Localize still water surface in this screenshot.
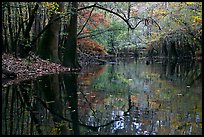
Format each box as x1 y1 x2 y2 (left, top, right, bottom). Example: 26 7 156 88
2 58 202 135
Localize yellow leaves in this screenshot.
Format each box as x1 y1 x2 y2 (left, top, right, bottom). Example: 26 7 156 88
186 2 194 5
153 9 167 18
160 11 167 16
192 16 202 23
196 11 202 18
199 29 202 33
41 2 59 15
47 2 59 11
50 127 60 135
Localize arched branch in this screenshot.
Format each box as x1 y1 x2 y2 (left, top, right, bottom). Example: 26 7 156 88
78 4 131 28
31 3 162 46
35 96 116 131
77 3 96 36
78 4 161 30
151 18 162 30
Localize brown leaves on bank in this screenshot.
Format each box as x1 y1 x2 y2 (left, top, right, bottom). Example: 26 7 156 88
2 53 71 86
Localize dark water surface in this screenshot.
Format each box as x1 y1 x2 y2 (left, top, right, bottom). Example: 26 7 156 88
2 58 202 135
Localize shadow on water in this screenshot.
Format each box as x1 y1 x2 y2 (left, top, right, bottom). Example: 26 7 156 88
2 58 202 135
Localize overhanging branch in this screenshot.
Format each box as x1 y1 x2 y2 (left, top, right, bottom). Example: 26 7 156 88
77 4 96 36
78 4 161 30
31 3 162 46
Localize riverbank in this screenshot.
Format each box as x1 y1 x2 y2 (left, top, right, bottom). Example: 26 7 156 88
2 52 201 87
2 53 71 86
2 52 110 86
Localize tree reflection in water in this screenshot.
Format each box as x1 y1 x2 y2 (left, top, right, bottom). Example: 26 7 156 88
2 59 202 135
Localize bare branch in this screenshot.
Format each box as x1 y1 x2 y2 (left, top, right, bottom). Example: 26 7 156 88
78 28 125 39
78 4 161 31
77 4 96 36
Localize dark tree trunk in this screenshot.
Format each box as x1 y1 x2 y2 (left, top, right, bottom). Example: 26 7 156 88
38 74 68 135
63 2 81 69
63 73 80 135
161 40 168 57
18 3 39 58
167 58 177 76
15 2 25 49
33 7 42 52
2 5 8 53
24 3 39 39
7 2 14 53
168 41 178 58
37 2 63 63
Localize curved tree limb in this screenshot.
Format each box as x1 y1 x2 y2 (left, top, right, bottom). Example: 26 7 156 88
150 17 162 30
77 3 96 36
34 96 116 131
78 4 131 28
31 3 162 46
78 28 125 39
79 4 161 30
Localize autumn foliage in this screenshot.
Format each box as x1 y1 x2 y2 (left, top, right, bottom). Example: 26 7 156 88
77 65 107 115
77 38 108 56
78 10 110 33
78 64 107 85
77 91 106 115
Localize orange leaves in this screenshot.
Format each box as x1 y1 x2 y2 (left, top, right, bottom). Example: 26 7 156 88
78 65 107 86
77 38 108 56
130 11 138 16
83 29 91 33
79 10 109 25
78 10 110 32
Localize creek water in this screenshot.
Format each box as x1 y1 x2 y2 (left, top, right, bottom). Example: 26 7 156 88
2 57 202 135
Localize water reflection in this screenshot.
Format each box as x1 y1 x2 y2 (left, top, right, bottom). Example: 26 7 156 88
2 58 202 135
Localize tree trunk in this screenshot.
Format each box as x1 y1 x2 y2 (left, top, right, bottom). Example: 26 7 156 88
18 3 39 58
63 2 81 69
7 2 14 53
38 74 68 134
33 6 42 52
63 73 80 134
161 39 168 57
37 2 63 63
168 41 178 59
2 4 8 53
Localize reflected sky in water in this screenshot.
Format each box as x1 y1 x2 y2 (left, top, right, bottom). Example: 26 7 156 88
2 58 202 135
